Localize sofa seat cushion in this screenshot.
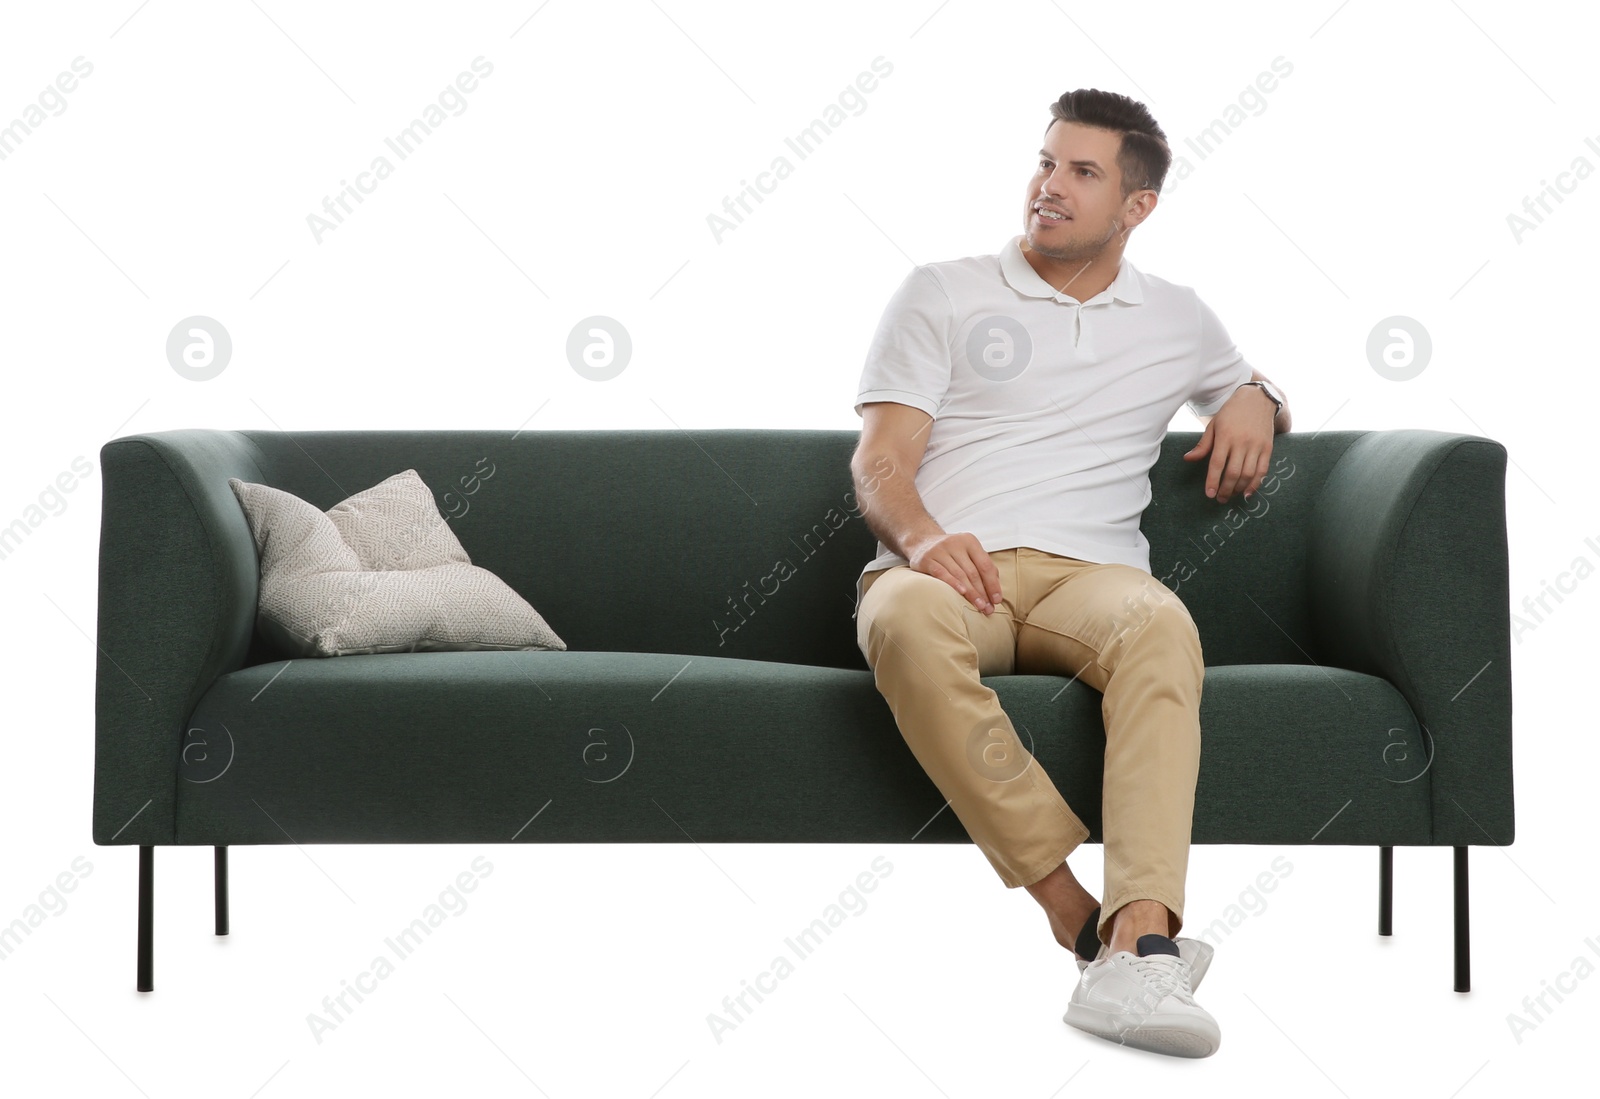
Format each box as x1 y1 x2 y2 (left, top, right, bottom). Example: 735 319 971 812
174 654 1430 847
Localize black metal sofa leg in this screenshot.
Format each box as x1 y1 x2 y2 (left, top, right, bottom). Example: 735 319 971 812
1378 846 1393 937
1378 845 1471 993
136 846 230 990
1455 846 1471 993
215 846 229 937
137 846 153 992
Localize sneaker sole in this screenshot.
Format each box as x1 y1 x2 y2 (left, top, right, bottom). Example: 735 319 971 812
1063 1002 1221 1058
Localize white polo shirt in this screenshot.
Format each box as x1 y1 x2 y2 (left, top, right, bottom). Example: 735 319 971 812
853 234 1253 601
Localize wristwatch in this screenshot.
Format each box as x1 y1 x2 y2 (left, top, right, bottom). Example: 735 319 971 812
1237 378 1284 418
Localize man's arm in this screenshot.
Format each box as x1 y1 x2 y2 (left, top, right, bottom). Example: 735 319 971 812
852 401 1003 615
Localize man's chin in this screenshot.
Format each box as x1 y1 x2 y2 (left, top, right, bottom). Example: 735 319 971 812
1025 233 1073 259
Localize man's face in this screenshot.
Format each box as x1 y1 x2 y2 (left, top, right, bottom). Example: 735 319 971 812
1023 120 1150 264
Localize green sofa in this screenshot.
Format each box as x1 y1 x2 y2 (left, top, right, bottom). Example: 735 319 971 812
93 427 1514 992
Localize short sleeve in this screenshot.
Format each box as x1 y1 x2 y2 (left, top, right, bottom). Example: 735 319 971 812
854 265 953 419
1186 294 1253 418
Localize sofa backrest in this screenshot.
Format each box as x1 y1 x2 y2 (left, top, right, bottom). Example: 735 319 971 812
108 427 1367 672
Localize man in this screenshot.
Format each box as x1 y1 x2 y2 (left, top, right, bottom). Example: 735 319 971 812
849 88 1289 1058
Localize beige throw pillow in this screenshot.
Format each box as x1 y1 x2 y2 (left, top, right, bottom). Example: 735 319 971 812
227 469 566 657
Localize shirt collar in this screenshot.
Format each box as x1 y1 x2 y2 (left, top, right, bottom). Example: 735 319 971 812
1000 233 1144 306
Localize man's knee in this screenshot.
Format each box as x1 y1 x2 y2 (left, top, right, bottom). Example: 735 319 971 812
857 569 969 660
862 569 967 632
1104 582 1202 664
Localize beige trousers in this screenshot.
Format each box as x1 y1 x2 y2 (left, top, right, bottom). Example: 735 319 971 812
854 546 1204 947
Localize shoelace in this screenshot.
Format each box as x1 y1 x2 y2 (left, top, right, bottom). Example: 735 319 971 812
1127 954 1197 1006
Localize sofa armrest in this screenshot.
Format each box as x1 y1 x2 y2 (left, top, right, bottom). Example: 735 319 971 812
93 431 266 845
1306 429 1514 845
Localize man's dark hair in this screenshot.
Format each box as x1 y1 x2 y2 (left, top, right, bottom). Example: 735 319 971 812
1046 89 1171 199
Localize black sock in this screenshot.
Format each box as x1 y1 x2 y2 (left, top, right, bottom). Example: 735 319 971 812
1074 906 1102 960
1136 933 1179 958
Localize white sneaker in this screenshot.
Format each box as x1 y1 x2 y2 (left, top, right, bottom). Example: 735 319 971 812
1064 934 1221 1057
1076 935 1214 991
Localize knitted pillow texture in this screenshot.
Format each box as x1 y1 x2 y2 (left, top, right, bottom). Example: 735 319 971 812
227 469 566 657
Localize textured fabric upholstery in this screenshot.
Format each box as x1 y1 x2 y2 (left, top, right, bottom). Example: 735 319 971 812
91 428 1513 852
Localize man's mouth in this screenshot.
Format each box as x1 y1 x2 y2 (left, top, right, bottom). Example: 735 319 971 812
1034 203 1071 224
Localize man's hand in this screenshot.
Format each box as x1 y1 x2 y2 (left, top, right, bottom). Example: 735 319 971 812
1183 384 1278 502
907 531 1003 615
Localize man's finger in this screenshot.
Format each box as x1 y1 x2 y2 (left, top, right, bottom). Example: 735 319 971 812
1216 447 1236 499
1243 448 1268 497
976 551 1003 606
959 555 992 612
933 551 986 613
1207 443 1228 497
1219 445 1248 501
926 558 964 599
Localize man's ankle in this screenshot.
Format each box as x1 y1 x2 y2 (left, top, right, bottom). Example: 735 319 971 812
1048 899 1097 953
1063 896 1098 935
1105 900 1176 955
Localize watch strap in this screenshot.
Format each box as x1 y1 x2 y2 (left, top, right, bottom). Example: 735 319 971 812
1237 380 1282 415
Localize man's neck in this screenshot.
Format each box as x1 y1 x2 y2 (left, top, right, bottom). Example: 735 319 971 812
1022 242 1123 304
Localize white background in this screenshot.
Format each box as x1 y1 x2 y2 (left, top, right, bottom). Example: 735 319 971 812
2 0 1594 1094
